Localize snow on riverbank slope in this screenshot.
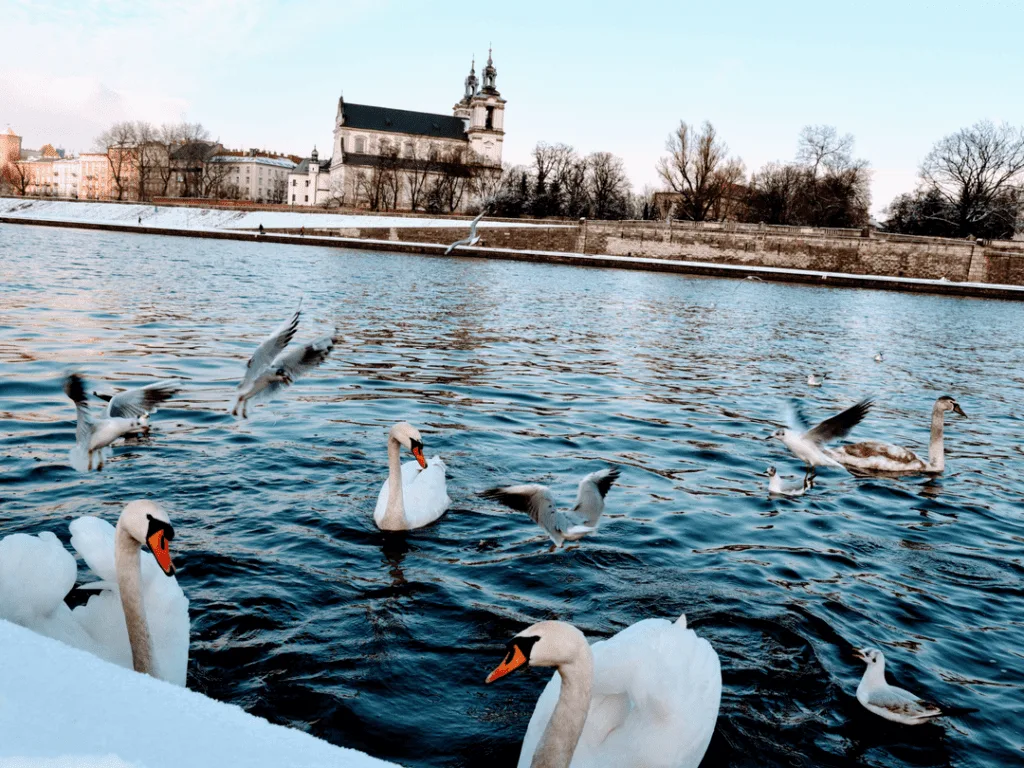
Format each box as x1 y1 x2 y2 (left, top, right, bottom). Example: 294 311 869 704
0 198 551 231
0 620 399 767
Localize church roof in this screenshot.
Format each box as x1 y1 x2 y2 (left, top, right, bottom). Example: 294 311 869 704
292 156 332 174
341 102 467 140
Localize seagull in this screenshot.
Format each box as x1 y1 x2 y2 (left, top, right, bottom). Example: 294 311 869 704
479 467 620 547
767 466 814 496
64 373 153 471
745 275 763 281
854 648 973 725
232 302 336 418
444 208 487 254
768 399 873 467
93 380 181 420
874 352 884 363
807 373 828 388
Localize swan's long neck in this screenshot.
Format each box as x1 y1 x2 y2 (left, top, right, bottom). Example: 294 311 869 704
533 644 594 768
927 404 946 472
380 435 407 530
114 520 154 677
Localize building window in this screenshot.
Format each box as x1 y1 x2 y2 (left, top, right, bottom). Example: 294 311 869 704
304 195 308 202
305 180 309 187
355 137 365 153
292 179 296 186
292 193 295 201
486 106 495 130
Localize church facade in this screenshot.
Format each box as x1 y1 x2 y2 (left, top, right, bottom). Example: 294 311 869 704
288 52 505 212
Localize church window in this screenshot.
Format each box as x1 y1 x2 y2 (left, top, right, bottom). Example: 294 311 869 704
305 180 309 187
355 137 365 153
404 141 414 157
292 179 296 186
304 195 308 202
486 107 494 130
292 193 295 202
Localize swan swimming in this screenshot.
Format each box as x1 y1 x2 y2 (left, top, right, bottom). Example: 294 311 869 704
480 467 620 547
232 301 335 418
854 648 968 725
486 615 721 768
444 208 487 254
0 500 189 685
374 422 451 531
65 373 160 471
825 396 966 475
768 399 873 468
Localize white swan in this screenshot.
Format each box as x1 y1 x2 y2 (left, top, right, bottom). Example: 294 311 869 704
480 467 620 547
768 398 872 468
374 422 451 531
65 373 150 471
825 396 967 475
232 301 335 418
486 615 721 768
0 500 189 685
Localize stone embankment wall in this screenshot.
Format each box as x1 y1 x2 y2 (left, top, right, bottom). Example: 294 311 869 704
277 220 1024 286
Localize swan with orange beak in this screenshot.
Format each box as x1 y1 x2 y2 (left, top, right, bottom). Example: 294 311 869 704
373 422 451 531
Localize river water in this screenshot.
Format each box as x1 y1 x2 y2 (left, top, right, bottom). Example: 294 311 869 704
1 224 1022 767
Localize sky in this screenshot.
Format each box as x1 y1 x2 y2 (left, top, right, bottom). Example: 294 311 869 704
3 0 1023 216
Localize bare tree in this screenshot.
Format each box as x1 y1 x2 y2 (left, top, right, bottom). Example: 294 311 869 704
404 144 433 211
96 122 137 200
657 120 739 221
427 147 471 213
531 142 575 216
797 125 855 177
561 155 590 218
587 151 631 219
356 140 400 211
920 120 1024 238
6 159 30 196
744 162 805 224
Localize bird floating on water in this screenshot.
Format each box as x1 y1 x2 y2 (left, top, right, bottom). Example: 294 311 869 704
232 300 336 418
766 466 814 496
768 399 873 468
854 648 972 725
374 422 451 531
807 373 828 388
486 615 721 768
480 467 620 547
874 352 884 363
64 373 174 471
826 396 966 475
444 208 487 254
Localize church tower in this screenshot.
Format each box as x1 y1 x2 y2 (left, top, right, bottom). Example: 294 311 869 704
453 57 478 129
462 48 505 166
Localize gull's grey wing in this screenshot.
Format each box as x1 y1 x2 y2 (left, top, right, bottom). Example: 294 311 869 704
468 210 486 238
445 236 472 255
865 686 943 720
240 303 302 390
804 399 872 445
104 381 181 418
255 335 336 401
787 399 812 432
64 374 94 447
572 467 620 526
480 484 559 533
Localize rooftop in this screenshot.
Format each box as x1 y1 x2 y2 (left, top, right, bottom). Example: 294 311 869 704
341 102 467 141
210 155 297 169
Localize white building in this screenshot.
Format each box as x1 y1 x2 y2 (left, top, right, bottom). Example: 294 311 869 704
289 51 505 211
209 150 297 203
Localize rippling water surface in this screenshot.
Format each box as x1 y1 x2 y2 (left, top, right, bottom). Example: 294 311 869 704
2 224 1022 767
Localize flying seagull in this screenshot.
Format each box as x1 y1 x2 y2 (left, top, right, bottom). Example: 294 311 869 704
480 467 620 547
444 209 487 255
93 380 181 419
768 399 873 467
854 648 975 725
232 301 336 418
64 373 155 471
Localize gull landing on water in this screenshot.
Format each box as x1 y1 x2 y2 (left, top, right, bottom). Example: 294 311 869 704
232 301 336 418
807 373 828 388
480 467 621 547
766 466 814 496
768 399 873 468
444 208 487 254
854 648 974 725
93 380 181 419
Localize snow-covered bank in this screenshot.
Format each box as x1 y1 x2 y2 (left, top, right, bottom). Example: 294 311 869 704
0 620 399 767
0 198 551 231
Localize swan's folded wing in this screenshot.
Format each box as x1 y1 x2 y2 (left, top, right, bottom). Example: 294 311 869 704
805 399 873 445
69 517 118 583
401 456 451 529
239 305 301 390
0 532 78 624
143 572 190 686
105 381 181 418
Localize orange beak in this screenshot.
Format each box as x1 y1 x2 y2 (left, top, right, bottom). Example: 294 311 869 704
147 529 176 577
486 644 529 684
411 445 427 469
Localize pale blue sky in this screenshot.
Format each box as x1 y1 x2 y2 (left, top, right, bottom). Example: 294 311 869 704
3 0 1022 214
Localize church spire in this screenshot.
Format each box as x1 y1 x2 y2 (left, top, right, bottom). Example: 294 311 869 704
463 55 478 101
482 46 498 93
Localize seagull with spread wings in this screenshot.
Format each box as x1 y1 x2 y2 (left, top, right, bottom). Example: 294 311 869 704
480 467 621 547
231 301 336 418
767 399 873 467
93 380 181 419
444 209 487 255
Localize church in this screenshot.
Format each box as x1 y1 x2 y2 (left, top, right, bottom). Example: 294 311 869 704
288 52 505 212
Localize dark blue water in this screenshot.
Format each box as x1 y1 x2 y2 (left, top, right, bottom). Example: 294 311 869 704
1 223 1022 767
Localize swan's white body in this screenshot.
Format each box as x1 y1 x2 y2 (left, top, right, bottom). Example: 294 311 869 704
490 616 721 768
854 648 944 725
826 396 966 475
0 503 189 685
374 422 451 530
